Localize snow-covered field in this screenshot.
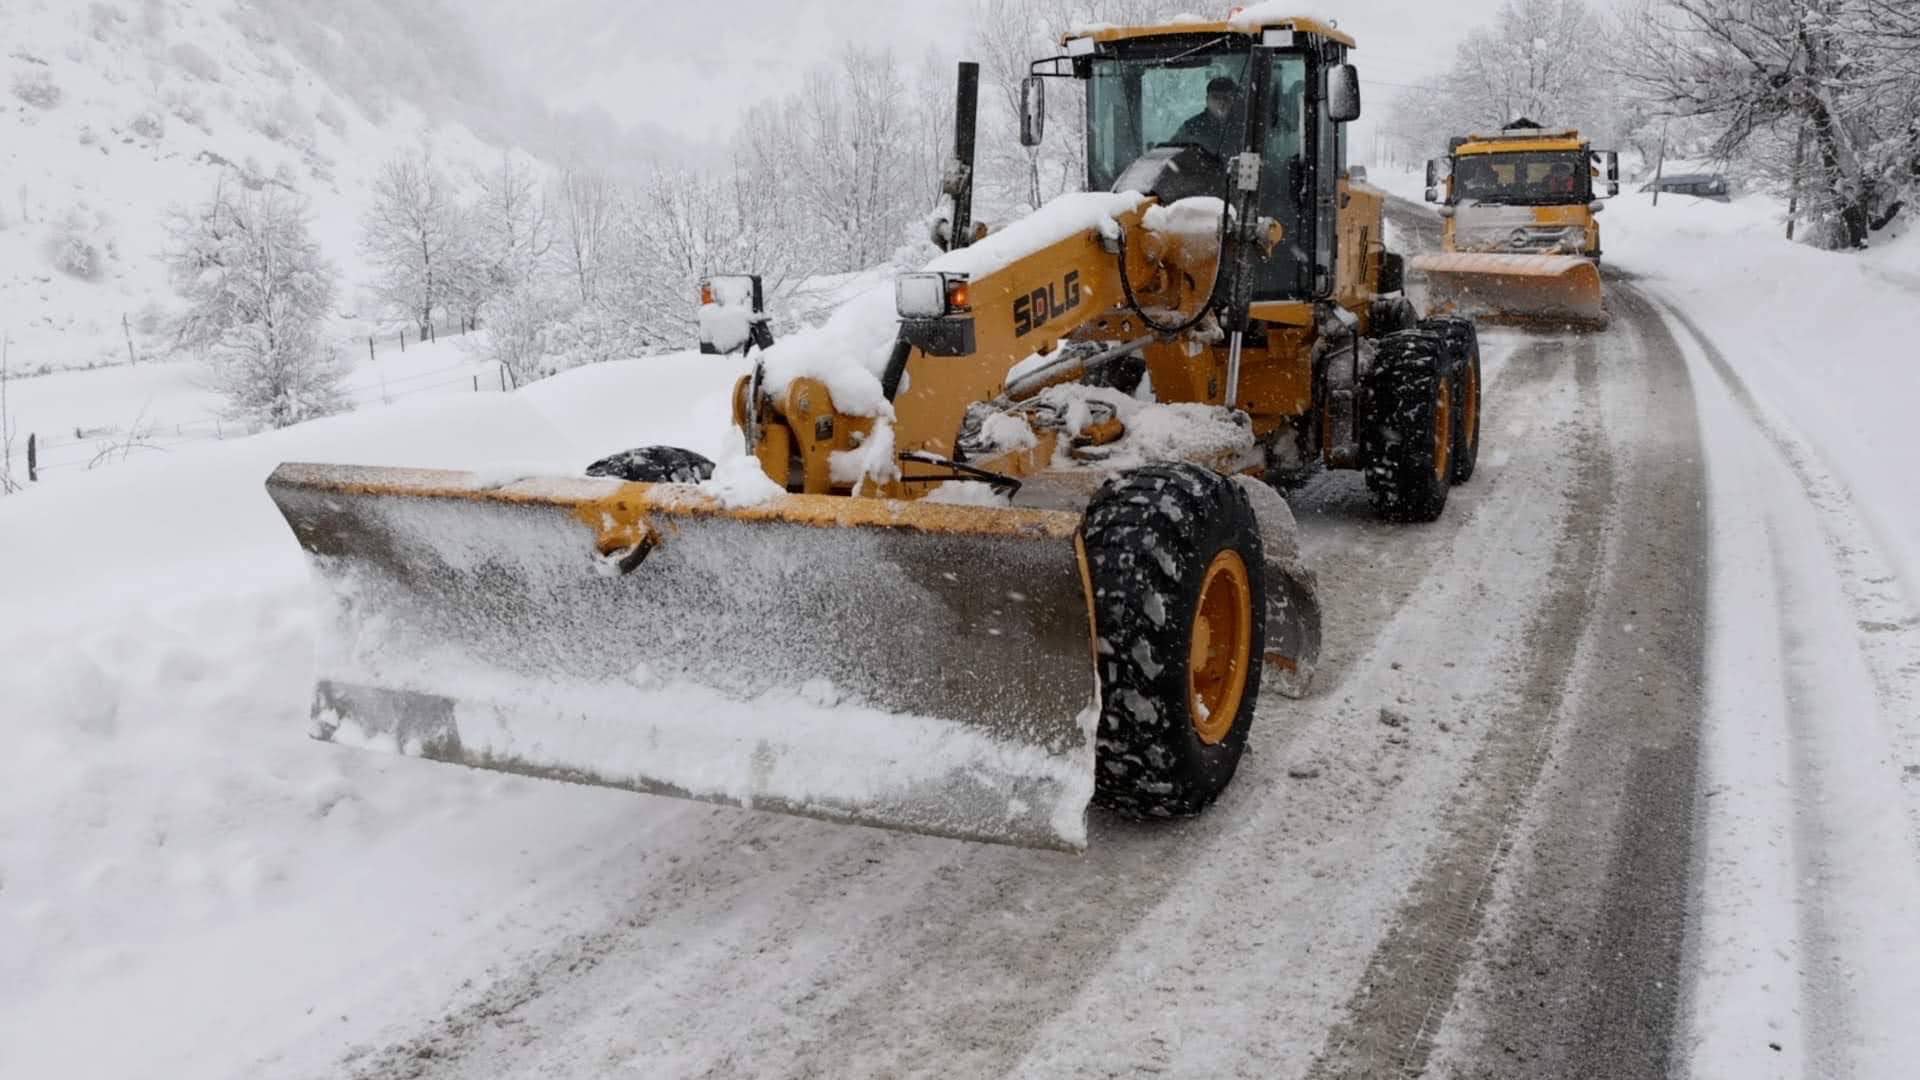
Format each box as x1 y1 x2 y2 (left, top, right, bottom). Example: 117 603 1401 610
5 333 508 480
0 348 747 1077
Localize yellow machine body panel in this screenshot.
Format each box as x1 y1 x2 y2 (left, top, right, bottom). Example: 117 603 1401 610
892 207 1149 462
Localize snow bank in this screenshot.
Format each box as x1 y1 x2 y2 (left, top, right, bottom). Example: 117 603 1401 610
0 350 746 1073
1603 192 1920 611
8 334 516 487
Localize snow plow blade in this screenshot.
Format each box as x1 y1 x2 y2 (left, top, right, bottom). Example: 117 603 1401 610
265 463 1099 851
1411 252 1606 326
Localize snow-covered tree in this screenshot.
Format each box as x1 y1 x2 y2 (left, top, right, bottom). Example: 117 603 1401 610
1617 0 1920 246
554 166 616 304
1386 0 1616 159
471 151 551 294
360 153 471 334
745 46 920 273
967 0 1215 211
166 178 344 428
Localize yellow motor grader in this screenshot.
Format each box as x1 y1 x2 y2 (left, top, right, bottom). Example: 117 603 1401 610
1413 120 1620 324
266 14 1482 851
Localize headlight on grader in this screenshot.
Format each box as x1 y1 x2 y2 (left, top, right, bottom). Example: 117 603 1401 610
897 272 971 318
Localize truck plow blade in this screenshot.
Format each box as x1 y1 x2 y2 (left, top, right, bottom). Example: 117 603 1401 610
266 463 1099 851
1411 252 1606 326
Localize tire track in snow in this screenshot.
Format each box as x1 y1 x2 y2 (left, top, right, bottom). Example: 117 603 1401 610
1303 328 1620 1080
1654 298 1920 795
1416 283 1708 1079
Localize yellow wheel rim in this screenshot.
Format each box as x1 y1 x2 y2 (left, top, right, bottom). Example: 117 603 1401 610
1464 361 1479 456
1189 550 1253 746
1433 376 1453 483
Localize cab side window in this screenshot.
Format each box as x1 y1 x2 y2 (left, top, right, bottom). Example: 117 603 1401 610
1252 55 1310 300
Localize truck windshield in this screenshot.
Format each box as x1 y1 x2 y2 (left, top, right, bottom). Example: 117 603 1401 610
1453 151 1589 205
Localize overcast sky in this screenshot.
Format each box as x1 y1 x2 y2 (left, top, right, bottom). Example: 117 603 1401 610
463 1 1500 154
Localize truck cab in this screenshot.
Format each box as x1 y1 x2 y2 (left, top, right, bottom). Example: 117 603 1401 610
1425 122 1619 261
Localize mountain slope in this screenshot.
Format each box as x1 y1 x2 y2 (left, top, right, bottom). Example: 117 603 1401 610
0 0 667 377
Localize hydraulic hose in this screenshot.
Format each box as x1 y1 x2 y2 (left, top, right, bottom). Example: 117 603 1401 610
1113 169 1235 336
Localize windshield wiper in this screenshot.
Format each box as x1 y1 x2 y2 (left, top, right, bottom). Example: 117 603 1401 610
1151 35 1233 67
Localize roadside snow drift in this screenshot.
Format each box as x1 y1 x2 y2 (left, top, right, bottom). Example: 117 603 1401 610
0 349 745 1077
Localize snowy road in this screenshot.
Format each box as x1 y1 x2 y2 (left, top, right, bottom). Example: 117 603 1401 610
11 201 1918 1080
313 208 1712 1079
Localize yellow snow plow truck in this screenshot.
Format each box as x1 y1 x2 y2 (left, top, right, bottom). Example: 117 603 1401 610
266 15 1482 852
1413 121 1619 325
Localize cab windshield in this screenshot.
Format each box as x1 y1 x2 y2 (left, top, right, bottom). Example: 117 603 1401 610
1084 40 1314 298
1086 42 1256 190
1452 151 1590 206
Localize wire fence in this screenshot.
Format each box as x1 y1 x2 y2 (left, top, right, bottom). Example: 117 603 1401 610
4 311 481 384
18 360 513 481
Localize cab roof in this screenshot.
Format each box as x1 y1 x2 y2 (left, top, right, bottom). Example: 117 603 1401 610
1065 14 1357 49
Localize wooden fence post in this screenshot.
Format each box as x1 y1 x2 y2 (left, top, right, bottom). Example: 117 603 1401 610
399 330 405 353
27 433 36 483
368 336 376 364
472 374 479 392
123 314 137 366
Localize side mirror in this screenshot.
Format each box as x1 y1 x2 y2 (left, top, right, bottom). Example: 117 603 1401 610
698 274 767 356
1328 64 1361 123
1424 158 1439 187
1019 76 1045 148
1593 150 1620 198
1425 187 1439 203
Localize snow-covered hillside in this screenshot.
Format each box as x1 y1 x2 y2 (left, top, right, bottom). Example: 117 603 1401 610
0 0 575 377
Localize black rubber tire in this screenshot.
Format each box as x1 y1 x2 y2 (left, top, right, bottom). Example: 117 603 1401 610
1363 330 1452 522
1080 464 1266 818
584 446 716 483
1419 316 1482 484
